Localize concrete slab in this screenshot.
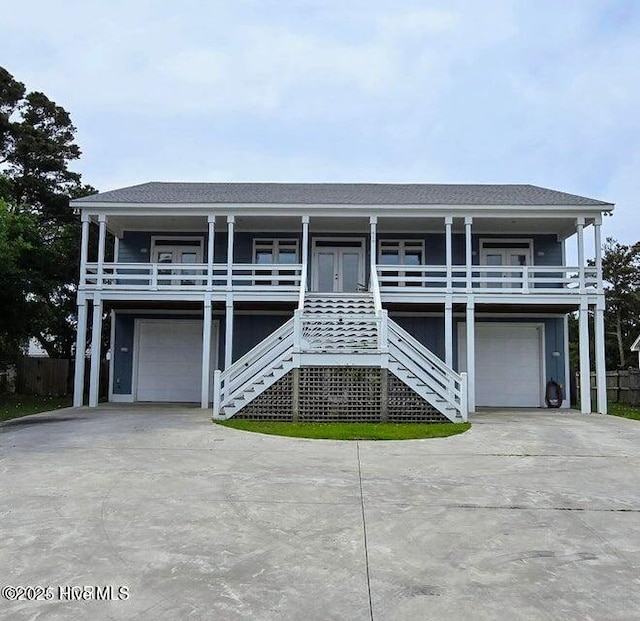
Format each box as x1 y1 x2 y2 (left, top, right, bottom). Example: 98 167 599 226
2 406 640 620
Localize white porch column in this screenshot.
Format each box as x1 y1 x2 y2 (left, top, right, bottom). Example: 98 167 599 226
224 295 233 369
207 215 216 290
465 216 473 292
579 300 592 414
88 295 103 408
444 296 453 367
445 216 453 292
226 216 235 290
466 298 476 413
73 296 88 407
97 215 107 288
201 297 212 408
576 217 586 293
594 299 607 414
369 216 377 272
300 216 309 308
594 216 603 293
79 214 90 287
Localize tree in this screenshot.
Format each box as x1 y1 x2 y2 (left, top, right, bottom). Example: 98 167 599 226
0 66 96 360
601 237 640 368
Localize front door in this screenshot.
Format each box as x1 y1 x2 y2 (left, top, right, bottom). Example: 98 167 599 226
312 241 364 292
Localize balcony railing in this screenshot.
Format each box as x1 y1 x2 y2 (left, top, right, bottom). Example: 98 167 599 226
376 264 599 294
83 262 303 291
82 262 598 296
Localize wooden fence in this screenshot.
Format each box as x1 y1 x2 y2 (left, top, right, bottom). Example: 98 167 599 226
585 369 640 405
16 358 70 396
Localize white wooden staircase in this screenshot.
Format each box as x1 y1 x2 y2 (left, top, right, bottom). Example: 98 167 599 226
213 288 468 422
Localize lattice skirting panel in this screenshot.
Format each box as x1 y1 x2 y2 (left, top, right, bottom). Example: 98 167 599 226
234 367 448 423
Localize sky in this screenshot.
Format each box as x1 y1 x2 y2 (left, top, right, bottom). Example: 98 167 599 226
1 0 639 254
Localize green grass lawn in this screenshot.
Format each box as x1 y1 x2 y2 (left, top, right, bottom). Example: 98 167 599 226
608 402 640 421
217 420 470 440
0 394 73 423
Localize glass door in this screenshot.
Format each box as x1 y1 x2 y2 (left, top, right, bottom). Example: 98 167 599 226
481 243 531 289
312 241 364 292
152 243 203 286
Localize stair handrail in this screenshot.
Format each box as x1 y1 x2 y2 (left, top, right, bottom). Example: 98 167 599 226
387 319 467 419
218 318 294 400
221 333 294 404
387 320 461 380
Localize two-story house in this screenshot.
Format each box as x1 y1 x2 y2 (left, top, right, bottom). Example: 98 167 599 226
71 183 612 423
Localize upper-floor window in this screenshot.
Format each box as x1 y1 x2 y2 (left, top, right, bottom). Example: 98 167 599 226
378 240 425 265
253 239 299 264
253 239 299 286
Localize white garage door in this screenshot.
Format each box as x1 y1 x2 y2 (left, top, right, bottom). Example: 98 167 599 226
135 320 216 402
459 323 543 407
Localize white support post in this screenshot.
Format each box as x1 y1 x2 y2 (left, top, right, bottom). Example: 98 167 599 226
224 296 233 369
299 216 309 308
459 372 468 422
465 217 473 292
445 296 453 368
73 296 88 407
212 370 222 419
445 216 453 292
108 310 115 402
466 299 475 413
293 309 302 355
369 216 378 273
579 300 592 414
563 315 571 409
576 217 586 293
79 214 90 288
207 215 216 290
201 297 212 408
380 309 389 368
97 215 107 289
226 216 235 290
594 217 603 293
594 300 607 415
88 295 103 408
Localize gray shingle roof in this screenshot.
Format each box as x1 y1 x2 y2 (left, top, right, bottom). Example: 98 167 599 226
73 182 612 207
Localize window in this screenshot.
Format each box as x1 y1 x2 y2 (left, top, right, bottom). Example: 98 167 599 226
253 239 300 286
378 240 425 287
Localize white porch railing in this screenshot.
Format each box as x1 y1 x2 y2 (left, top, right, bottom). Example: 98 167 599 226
84 262 303 291
377 264 598 294
83 261 597 296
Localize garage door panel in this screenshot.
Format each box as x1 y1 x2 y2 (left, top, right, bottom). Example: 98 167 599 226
460 323 543 407
136 320 216 403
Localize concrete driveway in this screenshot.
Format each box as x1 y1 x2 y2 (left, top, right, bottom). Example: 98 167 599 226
2 406 640 621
